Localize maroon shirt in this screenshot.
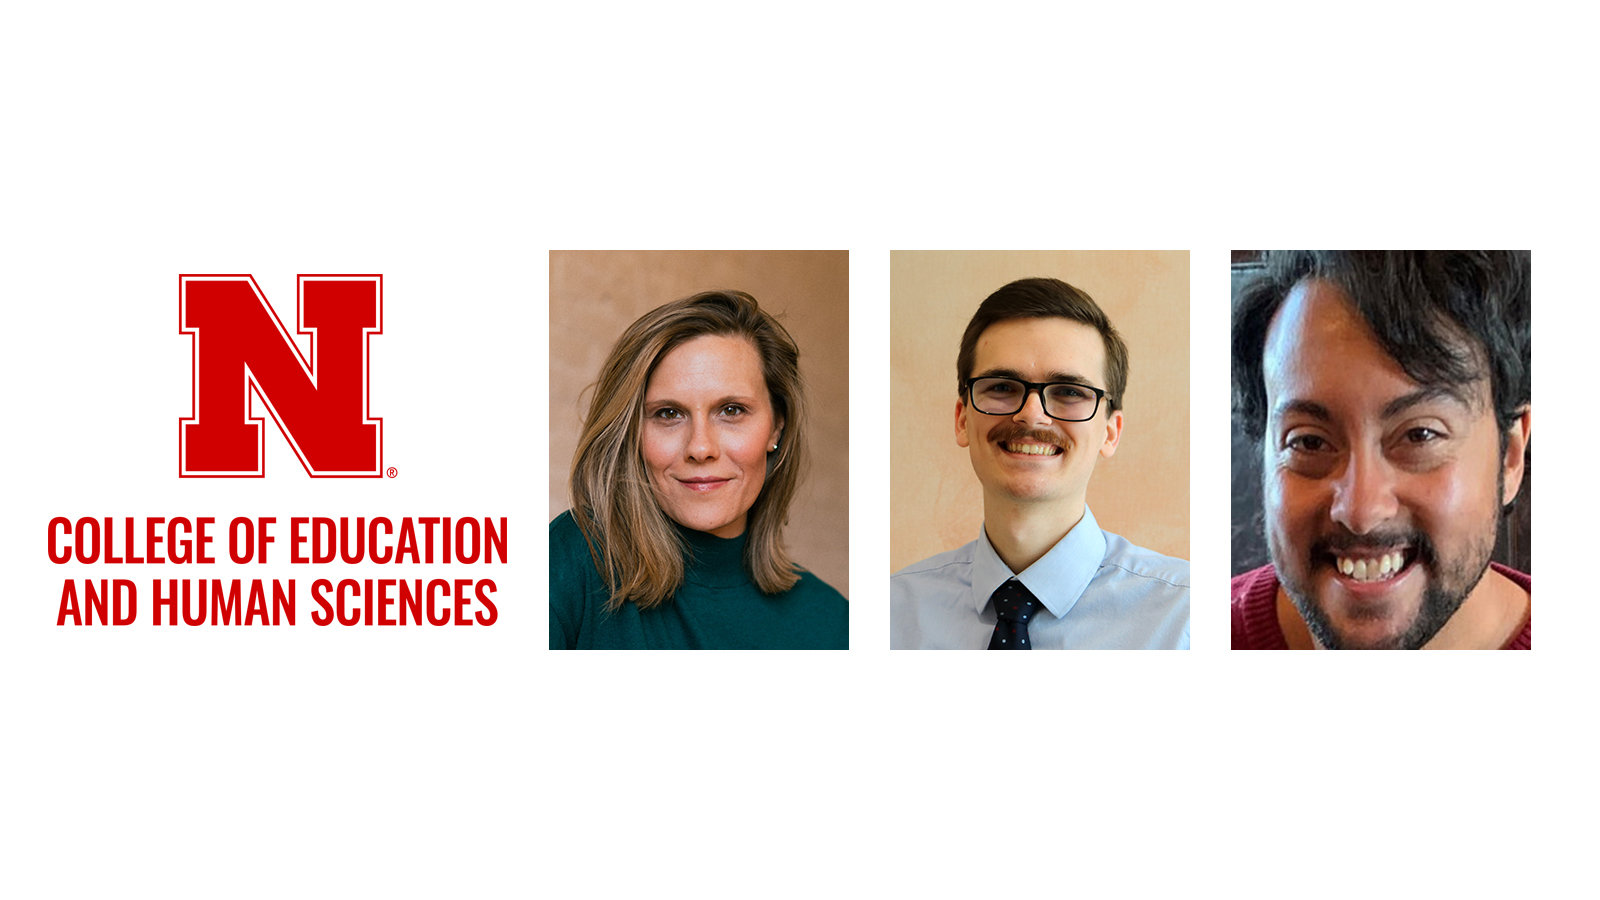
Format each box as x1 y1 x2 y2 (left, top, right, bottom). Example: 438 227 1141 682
1231 562 1531 650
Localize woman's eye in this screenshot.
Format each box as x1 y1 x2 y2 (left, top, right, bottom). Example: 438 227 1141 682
652 408 683 420
720 404 746 416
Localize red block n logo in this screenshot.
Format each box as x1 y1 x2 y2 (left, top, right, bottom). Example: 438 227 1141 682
180 275 383 477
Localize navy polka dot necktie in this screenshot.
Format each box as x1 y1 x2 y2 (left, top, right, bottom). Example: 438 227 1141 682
988 578 1041 650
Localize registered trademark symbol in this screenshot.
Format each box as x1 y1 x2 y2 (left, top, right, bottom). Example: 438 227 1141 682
386 467 397 478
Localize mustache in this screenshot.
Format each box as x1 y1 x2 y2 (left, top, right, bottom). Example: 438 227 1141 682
987 423 1064 447
1311 528 1438 567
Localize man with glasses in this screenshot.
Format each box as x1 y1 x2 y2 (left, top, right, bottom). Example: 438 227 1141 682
891 277 1191 649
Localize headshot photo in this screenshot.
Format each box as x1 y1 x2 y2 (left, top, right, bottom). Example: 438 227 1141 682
890 251 1190 650
549 250 849 650
1230 251 1532 650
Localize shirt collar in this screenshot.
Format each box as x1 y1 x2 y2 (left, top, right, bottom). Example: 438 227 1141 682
971 506 1107 619
677 522 749 589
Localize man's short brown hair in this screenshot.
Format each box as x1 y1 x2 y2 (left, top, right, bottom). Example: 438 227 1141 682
956 277 1129 413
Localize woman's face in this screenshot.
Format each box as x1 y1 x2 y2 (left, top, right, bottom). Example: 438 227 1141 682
642 334 784 538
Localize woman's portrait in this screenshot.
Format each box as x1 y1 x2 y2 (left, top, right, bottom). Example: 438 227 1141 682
549 251 849 649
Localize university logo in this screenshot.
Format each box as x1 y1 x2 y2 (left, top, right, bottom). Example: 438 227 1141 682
179 275 383 478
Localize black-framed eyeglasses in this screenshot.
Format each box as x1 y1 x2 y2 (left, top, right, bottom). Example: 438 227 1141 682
964 376 1110 422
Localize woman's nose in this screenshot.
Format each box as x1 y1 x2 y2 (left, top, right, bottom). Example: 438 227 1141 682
685 416 717 460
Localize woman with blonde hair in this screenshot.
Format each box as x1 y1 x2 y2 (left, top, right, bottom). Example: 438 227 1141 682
550 290 848 649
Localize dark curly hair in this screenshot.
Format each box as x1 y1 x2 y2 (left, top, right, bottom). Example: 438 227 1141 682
1232 251 1530 443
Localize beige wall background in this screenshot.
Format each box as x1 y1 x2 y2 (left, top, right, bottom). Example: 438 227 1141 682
550 250 850 597
890 250 1190 571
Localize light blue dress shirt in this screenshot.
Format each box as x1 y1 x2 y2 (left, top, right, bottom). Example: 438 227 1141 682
890 506 1190 649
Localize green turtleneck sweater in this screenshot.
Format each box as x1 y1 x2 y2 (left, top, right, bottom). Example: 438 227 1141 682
549 511 848 649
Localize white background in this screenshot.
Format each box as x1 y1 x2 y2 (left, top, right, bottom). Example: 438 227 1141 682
2 3 1594 898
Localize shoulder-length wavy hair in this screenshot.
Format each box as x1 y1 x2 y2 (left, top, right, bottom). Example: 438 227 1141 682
570 290 809 611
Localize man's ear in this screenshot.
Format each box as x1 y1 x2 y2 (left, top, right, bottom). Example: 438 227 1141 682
955 399 971 448
1099 409 1124 459
1501 406 1531 506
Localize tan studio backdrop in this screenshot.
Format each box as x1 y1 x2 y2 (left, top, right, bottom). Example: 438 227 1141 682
550 250 850 598
890 250 1190 571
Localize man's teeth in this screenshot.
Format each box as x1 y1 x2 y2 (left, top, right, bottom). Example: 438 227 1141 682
1336 551 1407 583
1005 442 1059 456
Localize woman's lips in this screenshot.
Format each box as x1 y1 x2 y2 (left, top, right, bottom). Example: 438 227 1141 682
677 476 732 492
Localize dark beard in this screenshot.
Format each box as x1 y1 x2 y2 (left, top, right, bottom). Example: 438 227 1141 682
1280 513 1500 650
1293 556 1488 650
1265 446 1510 649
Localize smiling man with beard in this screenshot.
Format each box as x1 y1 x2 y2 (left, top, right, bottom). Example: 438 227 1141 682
1231 251 1532 650
891 277 1191 650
